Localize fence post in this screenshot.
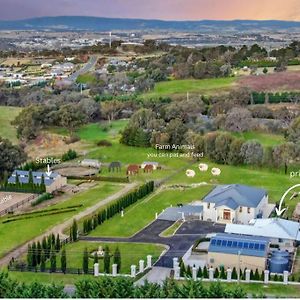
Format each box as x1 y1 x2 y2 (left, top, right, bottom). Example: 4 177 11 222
139 260 145 273
173 257 178 269
174 266 180 280
283 271 289 285
94 263 99 277
112 264 118 277
227 269 232 282
264 270 269 284
209 268 214 281
147 255 152 268
131 265 136 278
192 266 197 281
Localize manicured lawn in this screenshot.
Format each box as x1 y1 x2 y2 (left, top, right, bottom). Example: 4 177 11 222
231 131 285 148
0 183 122 258
49 241 165 274
0 106 22 143
90 185 212 237
145 77 236 97
160 221 183 237
168 160 300 204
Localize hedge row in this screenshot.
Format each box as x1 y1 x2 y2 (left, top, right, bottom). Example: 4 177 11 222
67 175 130 183
82 181 155 234
3 208 78 223
251 92 300 104
31 193 54 207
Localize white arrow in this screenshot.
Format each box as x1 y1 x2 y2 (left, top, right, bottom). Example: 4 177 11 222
276 184 300 217
46 164 52 177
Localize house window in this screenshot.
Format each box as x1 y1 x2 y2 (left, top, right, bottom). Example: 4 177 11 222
247 207 251 214
239 206 242 213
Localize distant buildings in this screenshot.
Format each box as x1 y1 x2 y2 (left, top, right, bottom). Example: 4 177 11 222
8 170 67 193
202 184 271 224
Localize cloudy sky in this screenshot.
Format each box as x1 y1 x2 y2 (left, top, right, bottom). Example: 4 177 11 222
0 0 300 21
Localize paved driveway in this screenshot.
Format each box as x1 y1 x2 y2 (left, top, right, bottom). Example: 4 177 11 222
81 219 225 268
176 220 225 235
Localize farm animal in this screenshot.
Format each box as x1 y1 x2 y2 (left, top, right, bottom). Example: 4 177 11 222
144 164 154 173
127 164 139 175
108 161 121 173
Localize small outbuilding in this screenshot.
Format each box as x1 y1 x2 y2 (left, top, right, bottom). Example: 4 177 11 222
207 233 269 272
81 159 101 169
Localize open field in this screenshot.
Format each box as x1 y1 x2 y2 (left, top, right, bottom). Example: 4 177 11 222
230 131 285 148
238 71 300 92
48 241 165 274
0 183 122 258
90 185 212 237
76 72 98 84
144 77 236 98
168 160 300 206
2 58 31 67
0 106 22 143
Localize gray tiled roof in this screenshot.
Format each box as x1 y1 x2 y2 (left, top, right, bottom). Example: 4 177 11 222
158 205 203 221
204 184 267 208
8 170 59 186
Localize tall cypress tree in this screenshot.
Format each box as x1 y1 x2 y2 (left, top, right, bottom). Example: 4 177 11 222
50 248 56 273
31 242 37 267
103 246 110 273
36 241 42 265
113 247 121 273
40 250 46 272
27 244 33 268
83 247 89 274
55 234 61 252
61 248 67 274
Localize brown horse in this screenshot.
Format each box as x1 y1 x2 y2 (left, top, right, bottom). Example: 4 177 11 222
144 164 154 173
126 164 139 175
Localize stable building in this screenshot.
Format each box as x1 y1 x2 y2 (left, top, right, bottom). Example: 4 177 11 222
8 170 67 193
202 184 270 224
207 233 269 272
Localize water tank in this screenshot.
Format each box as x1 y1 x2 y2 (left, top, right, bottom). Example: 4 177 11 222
272 250 290 259
269 257 289 274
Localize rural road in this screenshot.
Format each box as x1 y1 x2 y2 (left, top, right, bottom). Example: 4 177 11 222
68 55 98 82
0 182 137 267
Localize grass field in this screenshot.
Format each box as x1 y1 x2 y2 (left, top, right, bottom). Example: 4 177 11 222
76 72 98 84
0 183 122 258
231 131 285 148
77 120 128 142
0 106 22 143
90 185 212 237
145 77 236 98
168 160 300 206
48 241 165 274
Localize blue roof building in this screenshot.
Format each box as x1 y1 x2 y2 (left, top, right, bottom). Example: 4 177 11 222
207 233 269 272
8 170 67 193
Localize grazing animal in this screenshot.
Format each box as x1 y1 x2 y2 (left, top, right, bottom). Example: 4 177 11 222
144 164 154 173
127 164 139 175
108 161 121 173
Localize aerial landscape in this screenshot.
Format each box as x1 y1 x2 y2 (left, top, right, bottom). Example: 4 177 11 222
0 0 300 298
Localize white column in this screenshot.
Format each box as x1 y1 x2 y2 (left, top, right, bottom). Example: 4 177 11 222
173 257 178 269
147 255 152 268
227 269 232 282
181 212 185 221
174 266 180 280
245 269 251 282
112 264 118 277
209 268 214 281
121 210 124 217
283 271 289 285
192 267 197 281
264 270 269 284
131 265 136 278
155 213 158 219
94 263 99 277
139 260 145 273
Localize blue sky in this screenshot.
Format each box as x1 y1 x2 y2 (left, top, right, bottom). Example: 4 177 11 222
0 0 299 21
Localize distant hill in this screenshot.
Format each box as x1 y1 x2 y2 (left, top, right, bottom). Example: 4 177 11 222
1 16 300 32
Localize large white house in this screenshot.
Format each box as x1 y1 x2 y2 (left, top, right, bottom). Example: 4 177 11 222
202 184 270 224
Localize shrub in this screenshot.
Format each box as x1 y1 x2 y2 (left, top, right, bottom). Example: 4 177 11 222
31 193 54 206
97 140 113 147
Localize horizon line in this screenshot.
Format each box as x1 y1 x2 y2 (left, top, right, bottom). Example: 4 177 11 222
1 15 300 23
